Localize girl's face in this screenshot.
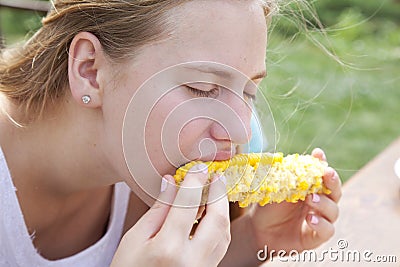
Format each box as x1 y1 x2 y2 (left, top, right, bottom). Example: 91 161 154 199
100 0 268 202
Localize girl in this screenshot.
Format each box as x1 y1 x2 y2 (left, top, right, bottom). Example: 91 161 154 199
0 0 341 266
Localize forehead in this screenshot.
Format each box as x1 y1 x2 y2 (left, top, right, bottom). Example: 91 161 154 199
170 0 267 72
128 0 267 83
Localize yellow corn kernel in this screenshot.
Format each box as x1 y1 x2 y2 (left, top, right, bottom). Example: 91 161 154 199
173 153 331 208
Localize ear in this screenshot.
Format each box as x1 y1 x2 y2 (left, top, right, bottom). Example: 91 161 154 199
68 32 105 108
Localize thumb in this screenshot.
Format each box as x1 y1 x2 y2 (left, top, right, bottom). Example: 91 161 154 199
128 175 177 239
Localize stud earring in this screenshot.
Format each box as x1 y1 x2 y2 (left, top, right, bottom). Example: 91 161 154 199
82 95 91 104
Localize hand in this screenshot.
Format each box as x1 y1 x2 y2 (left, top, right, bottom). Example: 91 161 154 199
248 148 342 254
111 164 231 267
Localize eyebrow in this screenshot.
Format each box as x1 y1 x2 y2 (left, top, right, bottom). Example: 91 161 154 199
184 64 267 82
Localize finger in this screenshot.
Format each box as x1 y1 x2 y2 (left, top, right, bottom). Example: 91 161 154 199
128 175 177 239
305 214 335 244
160 163 209 240
307 194 339 223
323 167 342 202
312 147 327 162
192 175 230 253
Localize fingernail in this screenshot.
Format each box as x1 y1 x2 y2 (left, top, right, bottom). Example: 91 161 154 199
331 171 339 181
219 175 227 185
315 148 326 161
160 177 168 192
326 167 335 177
190 163 208 174
311 215 319 225
312 193 320 203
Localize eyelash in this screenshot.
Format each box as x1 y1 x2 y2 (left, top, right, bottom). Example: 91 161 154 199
185 85 256 101
186 85 220 98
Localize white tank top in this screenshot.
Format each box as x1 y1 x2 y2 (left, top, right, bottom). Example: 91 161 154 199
0 148 131 267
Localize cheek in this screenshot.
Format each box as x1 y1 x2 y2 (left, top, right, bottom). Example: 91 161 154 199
144 96 213 172
142 92 197 171
102 91 134 169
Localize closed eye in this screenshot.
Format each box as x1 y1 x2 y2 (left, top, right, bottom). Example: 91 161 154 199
185 84 256 101
185 85 220 98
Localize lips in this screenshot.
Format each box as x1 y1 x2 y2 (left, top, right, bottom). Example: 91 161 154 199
209 151 234 161
197 148 236 162
177 146 236 169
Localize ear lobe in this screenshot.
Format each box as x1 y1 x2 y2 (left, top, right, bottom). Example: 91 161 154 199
68 32 104 108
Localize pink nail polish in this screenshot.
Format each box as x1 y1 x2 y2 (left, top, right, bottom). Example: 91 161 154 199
198 163 209 174
331 171 339 181
311 215 319 225
327 167 335 177
160 177 168 192
189 163 208 174
219 175 227 185
312 193 320 203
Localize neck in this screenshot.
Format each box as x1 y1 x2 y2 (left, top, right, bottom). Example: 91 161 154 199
0 95 123 256
0 97 119 197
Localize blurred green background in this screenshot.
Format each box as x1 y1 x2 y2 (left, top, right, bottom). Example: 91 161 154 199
259 0 400 182
1 0 399 182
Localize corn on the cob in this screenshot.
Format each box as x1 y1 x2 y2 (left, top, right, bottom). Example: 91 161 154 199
174 153 331 208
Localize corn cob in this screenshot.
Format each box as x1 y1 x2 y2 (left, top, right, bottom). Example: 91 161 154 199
174 153 331 208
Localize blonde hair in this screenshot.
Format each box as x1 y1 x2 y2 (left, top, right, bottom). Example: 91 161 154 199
0 0 275 122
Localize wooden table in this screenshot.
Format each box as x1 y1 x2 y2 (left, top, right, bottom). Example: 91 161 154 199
264 138 400 267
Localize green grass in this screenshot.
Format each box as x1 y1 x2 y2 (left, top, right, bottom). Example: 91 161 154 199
259 25 400 182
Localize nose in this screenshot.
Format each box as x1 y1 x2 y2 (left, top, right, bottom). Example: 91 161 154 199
210 89 252 145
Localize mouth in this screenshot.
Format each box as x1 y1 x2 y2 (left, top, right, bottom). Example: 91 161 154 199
181 150 235 166
176 147 236 169
200 150 234 162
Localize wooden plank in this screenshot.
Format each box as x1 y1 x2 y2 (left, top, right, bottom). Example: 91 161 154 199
0 0 50 12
